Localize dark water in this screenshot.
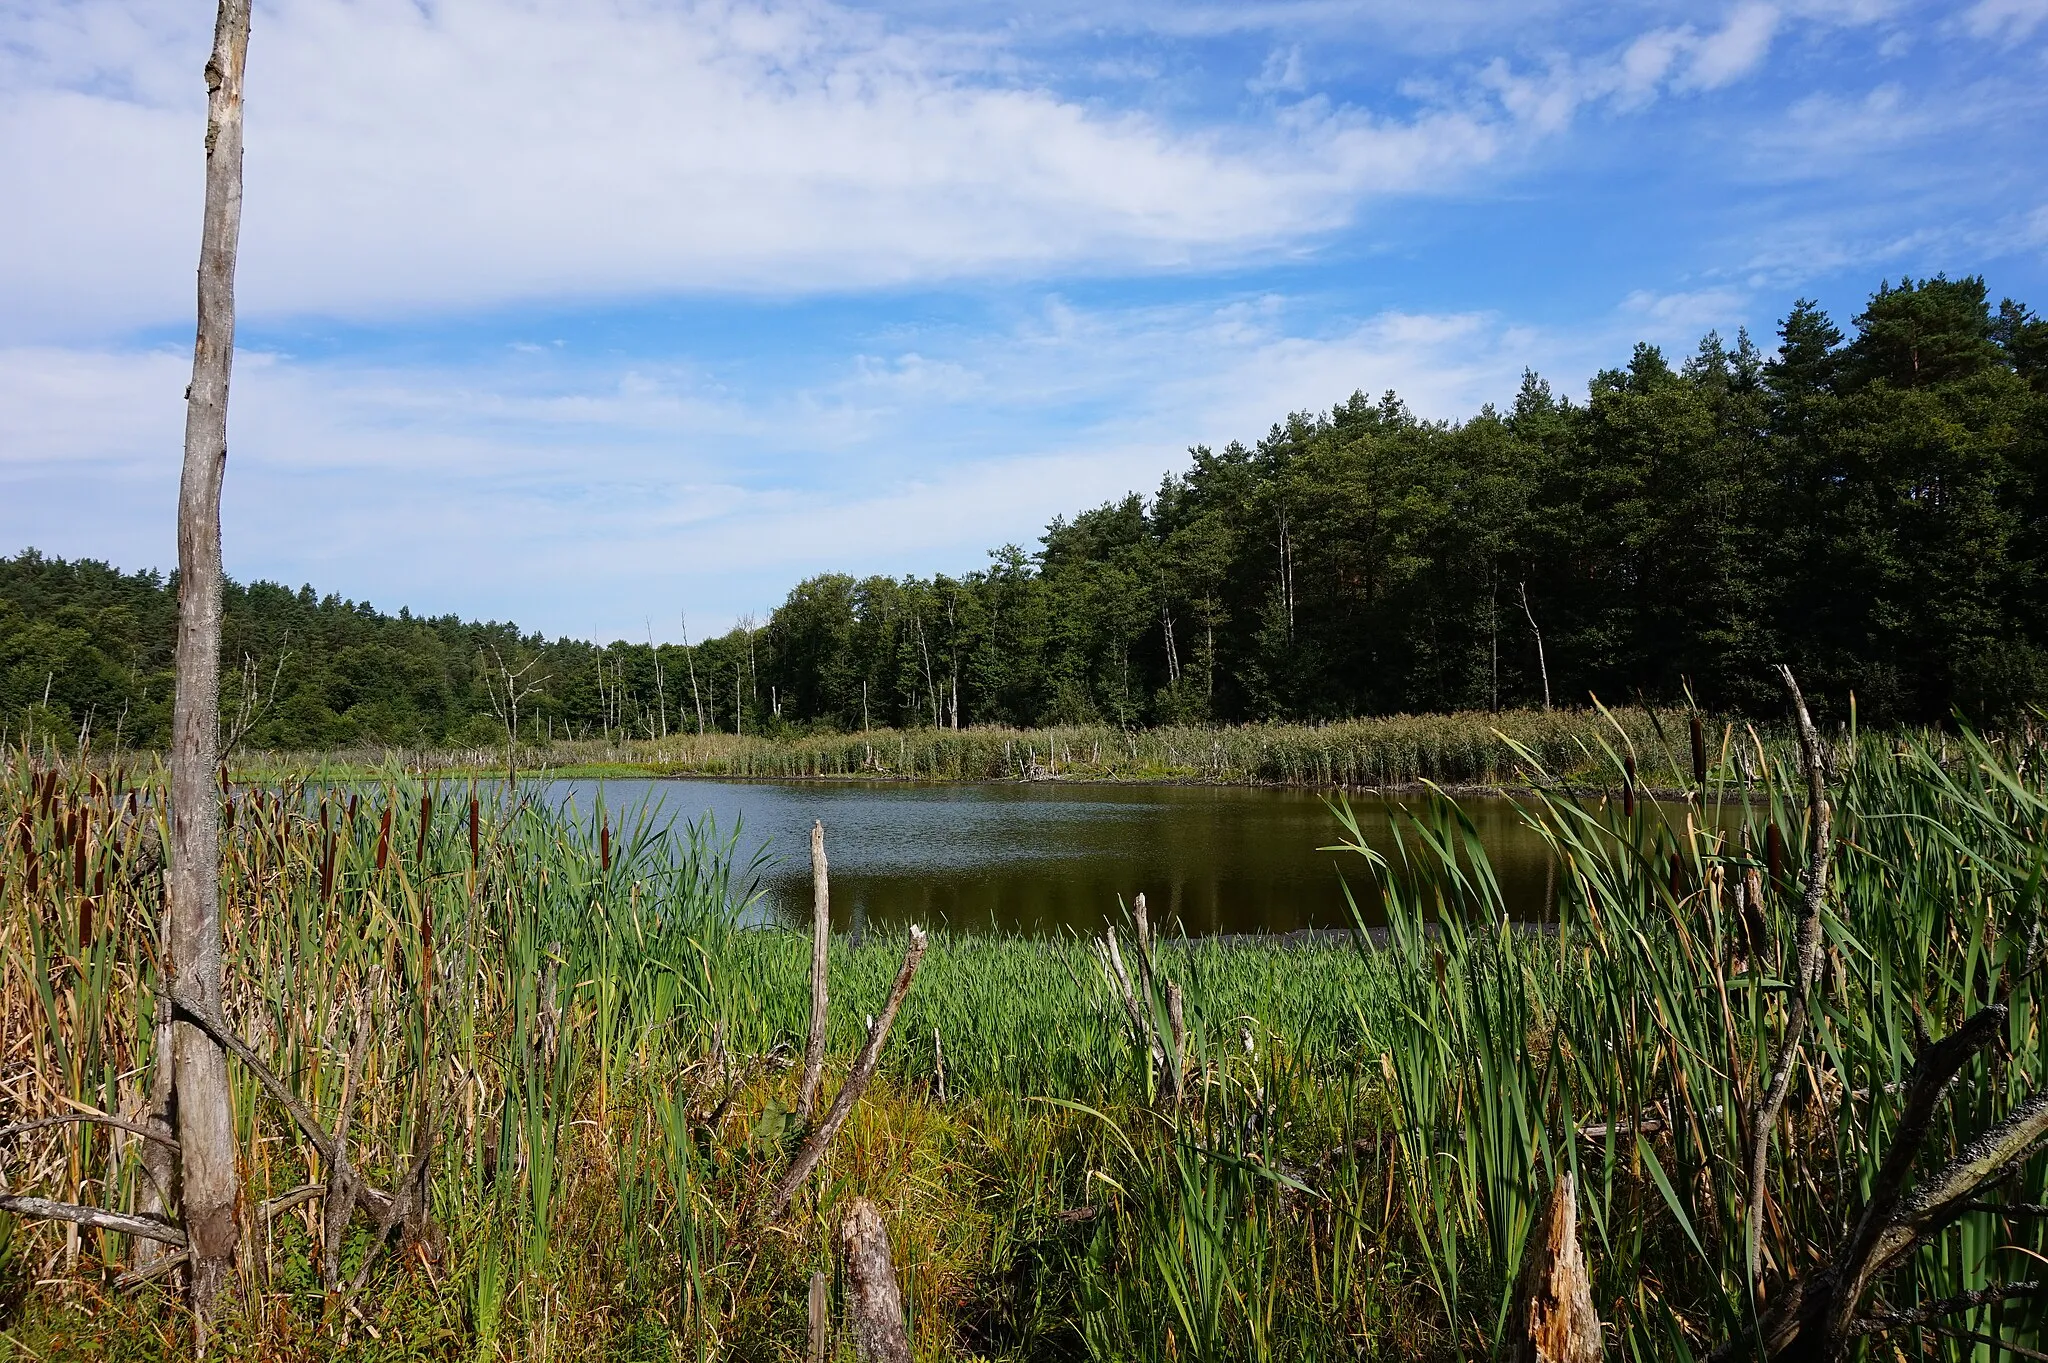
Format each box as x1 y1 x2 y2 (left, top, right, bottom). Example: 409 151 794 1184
533 778 1586 937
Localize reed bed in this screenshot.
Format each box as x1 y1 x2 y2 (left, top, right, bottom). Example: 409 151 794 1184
237 706 1781 791
0 714 2042 1360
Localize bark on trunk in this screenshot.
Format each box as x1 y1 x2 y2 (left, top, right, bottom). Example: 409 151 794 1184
839 1198 911 1363
170 0 252 1317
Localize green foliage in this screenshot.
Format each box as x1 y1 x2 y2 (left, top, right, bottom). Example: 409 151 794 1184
7 276 2047 752
4 718 2047 1358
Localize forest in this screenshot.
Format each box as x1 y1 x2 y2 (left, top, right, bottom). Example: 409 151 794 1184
6 272 2046 753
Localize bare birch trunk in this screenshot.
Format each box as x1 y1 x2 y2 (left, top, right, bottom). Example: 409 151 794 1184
1519 581 1551 711
170 0 251 1319
838 1199 912 1363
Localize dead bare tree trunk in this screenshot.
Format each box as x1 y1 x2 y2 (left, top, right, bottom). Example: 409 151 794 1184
839 1198 912 1363
797 820 831 1120
1519 581 1551 711
1507 1172 1605 1363
169 0 252 1321
1744 667 1831 1290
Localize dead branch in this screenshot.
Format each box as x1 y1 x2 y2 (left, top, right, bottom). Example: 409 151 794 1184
1745 666 1831 1288
0 1113 180 1148
1851 1280 2041 1335
258 1183 325 1223
762 926 928 1222
0 1194 187 1246
116 1251 191 1289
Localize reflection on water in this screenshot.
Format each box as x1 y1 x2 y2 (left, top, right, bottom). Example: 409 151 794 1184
522 777 1647 937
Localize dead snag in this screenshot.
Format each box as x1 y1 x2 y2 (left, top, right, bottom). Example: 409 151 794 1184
1166 981 1188 1105
798 819 831 1120
762 926 928 1221
1745 666 1831 1289
839 1198 912 1363
1099 926 1166 1091
168 0 253 1319
1507 1171 1604 1363
808 1269 830 1363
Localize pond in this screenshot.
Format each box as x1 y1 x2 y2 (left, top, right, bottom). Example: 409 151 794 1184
531 777 1604 937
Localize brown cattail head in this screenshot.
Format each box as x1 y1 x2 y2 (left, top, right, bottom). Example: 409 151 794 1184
417 792 433 865
601 822 611 873
224 796 235 832
1689 713 1707 788
16 817 34 897
78 895 94 943
346 793 359 827
420 894 435 1013
469 796 480 867
376 804 392 872
1622 753 1637 818
1669 853 1684 901
321 834 335 903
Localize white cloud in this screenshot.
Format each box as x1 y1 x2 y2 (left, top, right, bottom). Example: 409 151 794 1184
1620 285 1753 334
0 0 1557 341
1250 44 1308 93
1965 0 2048 41
0 0 1854 344
1679 2 1781 90
1474 2 1788 129
0 293 1579 637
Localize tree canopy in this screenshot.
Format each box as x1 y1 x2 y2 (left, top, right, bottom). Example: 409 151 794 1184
7 274 2046 751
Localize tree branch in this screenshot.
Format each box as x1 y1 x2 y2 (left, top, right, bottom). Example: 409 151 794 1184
762 925 928 1222
1852 1280 2040 1334
0 1113 180 1149
0 1194 188 1246
1745 665 1832 1289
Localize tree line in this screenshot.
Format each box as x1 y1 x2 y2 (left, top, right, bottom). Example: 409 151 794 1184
5 273 2045 752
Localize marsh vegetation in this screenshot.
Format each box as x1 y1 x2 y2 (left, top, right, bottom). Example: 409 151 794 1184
2 704 2042 1359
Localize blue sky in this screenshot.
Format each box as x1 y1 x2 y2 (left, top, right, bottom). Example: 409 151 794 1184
2 0 2044 641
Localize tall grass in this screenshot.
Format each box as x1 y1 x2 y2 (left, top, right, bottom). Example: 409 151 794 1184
1 715 2042 1360
236 707 1777 790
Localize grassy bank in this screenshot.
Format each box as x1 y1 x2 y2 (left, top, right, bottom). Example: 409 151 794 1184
2 717 2042 1359
232 706 1791 791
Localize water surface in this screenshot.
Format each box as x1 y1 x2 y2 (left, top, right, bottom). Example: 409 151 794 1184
537 778 1582 937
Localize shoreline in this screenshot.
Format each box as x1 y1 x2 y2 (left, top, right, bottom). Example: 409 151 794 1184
233 757 1732 805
